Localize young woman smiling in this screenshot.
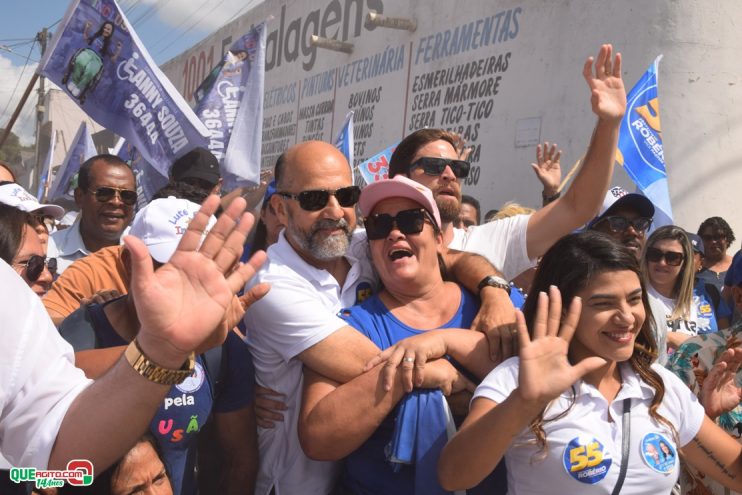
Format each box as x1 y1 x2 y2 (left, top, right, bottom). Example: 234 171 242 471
438 231 742 495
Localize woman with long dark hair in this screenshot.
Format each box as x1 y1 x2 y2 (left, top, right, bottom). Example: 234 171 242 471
438 231 742 494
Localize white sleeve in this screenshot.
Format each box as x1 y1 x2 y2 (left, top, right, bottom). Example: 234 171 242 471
472 356 521 404
244 270 347 362
652 364 705 447
460 215 537 281
0 262 92 468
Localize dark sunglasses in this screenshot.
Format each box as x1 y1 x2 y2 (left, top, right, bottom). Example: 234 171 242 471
597 216 652 233
14 255 57 281
89 187 138 206
410 157 470 179
277 186 360 211
645 247 685 266
365 208 436 240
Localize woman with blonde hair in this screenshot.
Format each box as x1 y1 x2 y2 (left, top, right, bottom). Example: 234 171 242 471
641 225 721 363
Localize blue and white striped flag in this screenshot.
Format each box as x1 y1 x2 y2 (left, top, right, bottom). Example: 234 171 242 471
617 55 672 226
334 111 354 180
37 130 56 200
195 23 267 190
48 122 96 201
37 0 209 176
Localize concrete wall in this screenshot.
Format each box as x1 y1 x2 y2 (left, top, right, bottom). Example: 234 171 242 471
161 0 742 240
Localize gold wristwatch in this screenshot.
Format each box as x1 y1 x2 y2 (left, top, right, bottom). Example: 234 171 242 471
125 339 196 385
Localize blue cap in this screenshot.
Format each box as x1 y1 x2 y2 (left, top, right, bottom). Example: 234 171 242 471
687 233 704 256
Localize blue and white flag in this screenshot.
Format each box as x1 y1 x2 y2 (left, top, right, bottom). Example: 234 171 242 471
48 122 96 201
334 111 354 180
357 142 399 185
112 137 167 210
37 0 209 176
196 23 266 190
617 55 672 225
37 130 56 200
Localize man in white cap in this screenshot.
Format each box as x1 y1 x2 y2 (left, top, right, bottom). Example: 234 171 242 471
0 182 65 252
57 196 260 495
588 185 655 259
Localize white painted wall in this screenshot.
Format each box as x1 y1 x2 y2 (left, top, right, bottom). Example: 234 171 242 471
161 0 742 241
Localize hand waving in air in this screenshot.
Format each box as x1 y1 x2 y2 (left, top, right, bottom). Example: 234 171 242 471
700 347 742 420
514 286 607 407
125 195 268 368
583 44 626 122
531 142 562 199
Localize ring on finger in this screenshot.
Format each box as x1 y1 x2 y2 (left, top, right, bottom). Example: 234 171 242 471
402 357 415 363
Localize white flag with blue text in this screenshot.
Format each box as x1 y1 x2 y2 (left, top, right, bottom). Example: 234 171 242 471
195 23 266 190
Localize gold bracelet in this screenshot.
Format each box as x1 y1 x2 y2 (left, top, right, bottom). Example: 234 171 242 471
124 339 195 385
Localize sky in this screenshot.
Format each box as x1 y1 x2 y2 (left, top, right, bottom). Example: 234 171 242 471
0 0 261 145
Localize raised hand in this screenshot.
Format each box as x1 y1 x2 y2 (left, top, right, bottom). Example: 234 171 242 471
583 44 626 122
700 347 742 420
515 286 606 406
125 195 266 368
531 142 562 197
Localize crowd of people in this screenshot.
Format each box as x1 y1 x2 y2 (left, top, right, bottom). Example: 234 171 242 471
1 43 742 495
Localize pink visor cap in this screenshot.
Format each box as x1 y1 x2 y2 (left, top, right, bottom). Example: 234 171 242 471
358 175 441 228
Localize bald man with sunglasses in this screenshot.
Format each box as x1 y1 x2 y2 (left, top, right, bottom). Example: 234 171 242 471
243 140 514 495
47 154 137 274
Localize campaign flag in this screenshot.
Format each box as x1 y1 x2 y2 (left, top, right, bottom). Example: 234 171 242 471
112 137 167 210
616 55 672 226
37 130 57 200
357 142 399 185
37 0 209 177
334 111 354 180
48 122 96 201
196 23 266 190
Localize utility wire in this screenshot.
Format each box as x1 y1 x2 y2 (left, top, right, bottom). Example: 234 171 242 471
0 39 37 124
148 0 215 52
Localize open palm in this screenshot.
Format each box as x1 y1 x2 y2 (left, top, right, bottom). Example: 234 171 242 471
126 196 267 367
583 44 626 122
700 347 742 420
516 287 606 406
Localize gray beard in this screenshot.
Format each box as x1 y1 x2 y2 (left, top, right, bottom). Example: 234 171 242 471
288 217 352 261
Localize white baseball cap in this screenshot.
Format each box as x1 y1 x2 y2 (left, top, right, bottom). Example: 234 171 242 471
0 183 65 219
129 197 216 263
588 186 655 228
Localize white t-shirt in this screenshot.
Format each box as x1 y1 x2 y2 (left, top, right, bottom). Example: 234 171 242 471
0 260 92 468
473 357 705 495
244 230 378 495
449 214 536 281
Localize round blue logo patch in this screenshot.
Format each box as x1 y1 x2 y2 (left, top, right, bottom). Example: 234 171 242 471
640 433 676 474
562 435 612 484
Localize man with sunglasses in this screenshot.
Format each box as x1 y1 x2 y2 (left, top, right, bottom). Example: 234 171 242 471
244 141 514 495
47 154 137 273
389 45 626 276
588 186 655 259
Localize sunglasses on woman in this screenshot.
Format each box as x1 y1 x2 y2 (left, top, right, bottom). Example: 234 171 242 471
645 247 684 266
409 157 471 179
277 186 361 211
89 186 138 206
365 208 436 240
14 255 57 281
